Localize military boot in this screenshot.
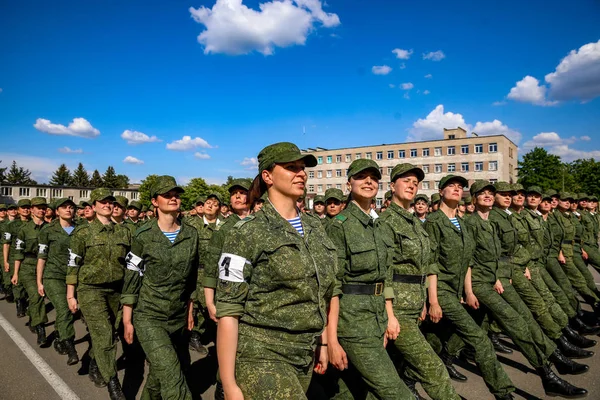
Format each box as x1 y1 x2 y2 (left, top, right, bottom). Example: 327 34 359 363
537 364 588 398
494 394 514 400
54 337 67 355
441 350 467 382
107 376 126 400
556 336 594 359
64 338 79 366
189 331 209 357
5 288 14 303
402 376 426 400
563 326 597 348
489 332 513 354
89 358 107 388
16 299 26 318
570 317 600 335
27 318 36 333
550 350 589 375
36 325 47 347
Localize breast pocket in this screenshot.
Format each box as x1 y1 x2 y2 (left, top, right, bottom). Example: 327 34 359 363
261 241 308 281
499 224 516 249
347 239 377 274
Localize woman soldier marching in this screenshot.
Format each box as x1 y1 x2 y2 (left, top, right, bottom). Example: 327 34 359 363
215 142 335 399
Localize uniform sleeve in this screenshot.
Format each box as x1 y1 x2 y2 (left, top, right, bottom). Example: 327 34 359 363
121 234 145 306
37 226 50 260
1 223 12 244
325 220 347 297
13 226 26 261
376 218 396 300
203 228 225 289
66 229 86 285
423 220 441 276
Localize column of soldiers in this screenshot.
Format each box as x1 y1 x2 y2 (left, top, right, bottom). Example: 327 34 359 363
0 143 599 399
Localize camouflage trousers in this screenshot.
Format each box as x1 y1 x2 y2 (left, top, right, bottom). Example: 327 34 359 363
528 264 569 330
78 282 121 382
237 360 312 400
393 313 459 400
539 260 577 318
511 264 563 340
573 246 597 293
3 260 26 300
559 253 600 305
583 244 600 275
19 263 48 327
472 279 556 369
192 269 216 344
44 277 75 340
135 318 191 400
546 257 582 313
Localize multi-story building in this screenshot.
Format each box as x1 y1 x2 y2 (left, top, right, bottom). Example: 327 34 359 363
0 183 140 205
302 127 518 208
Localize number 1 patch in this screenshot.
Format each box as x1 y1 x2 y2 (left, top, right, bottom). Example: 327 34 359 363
218 253 249 283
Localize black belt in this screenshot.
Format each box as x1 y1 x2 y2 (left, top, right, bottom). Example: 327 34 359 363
392 274 424 284
341 282 384 296
562 240 574 245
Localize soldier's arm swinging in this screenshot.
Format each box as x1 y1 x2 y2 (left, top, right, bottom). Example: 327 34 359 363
427 274 443 323
3 243 9 272
12 259 21 285
216 316 243 399
36 258 46 297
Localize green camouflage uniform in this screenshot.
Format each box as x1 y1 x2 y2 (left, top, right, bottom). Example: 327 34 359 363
215 202 336 399
203 214 241 290
326 201 411 400
580 209 600 272
378 202 459 400
424 210 514 398
570 211 597 292
0 218 11 295
67 219 131 382
121 219 199 400
14 219 49 328
38 219 76 340
2 218 29 301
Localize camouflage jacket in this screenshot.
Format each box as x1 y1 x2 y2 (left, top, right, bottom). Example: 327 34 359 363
553 210 576 257
423 210 475 299
0 219 9 261
121 219 199 325
215 202 336 366
2 218 29 264
489 207 531 270
14 219 47 268
203 213 241 289
377 202 430 314
522 209 545 262
546 212 564 257
570 211 585 250
66 219 131 286
37 219 75 280
579 210 598 247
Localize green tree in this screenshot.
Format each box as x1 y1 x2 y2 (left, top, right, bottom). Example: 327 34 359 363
49 164 72 186
0 160 7 184
138 174 160 208
90 169 103 187
102 166 120 188
517 147 576 192
71 163 90 187
570 158 600 197
5 161 37 185
180 178 211 210
115 174 130 189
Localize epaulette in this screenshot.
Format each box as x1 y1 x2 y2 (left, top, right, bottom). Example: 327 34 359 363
234 214 255 228
335 214 347 223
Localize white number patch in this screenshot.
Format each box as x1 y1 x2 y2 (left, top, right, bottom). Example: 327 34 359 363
125 252 144 276
38 244 48 254
67 249 80 267
218 253 249 283
3 232 11 240
15 238 24 250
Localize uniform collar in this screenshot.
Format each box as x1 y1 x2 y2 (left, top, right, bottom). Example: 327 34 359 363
389 201 417 223
346 201 374 227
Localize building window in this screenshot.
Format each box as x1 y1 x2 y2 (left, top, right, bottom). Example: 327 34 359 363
326 170 332 178
461 145 469 154
509 148 514 158
461 163 469 172
356 153 362 160
36 188 47 197
410 149 417 157
489 143 498 153
1 187 12 196
422 148 430 157
447 146 455 155
317 156 323 165
448 163 456 172
434 181 440 189
376 151 383 160
336 155 342 163
475 162 483 172
326 184 332 189
422 181 430 190
131 192 138 200
490 179 498 184
336 184 342 189
326 155 332 164
398 150 406 158
509 164 514 173
475 144 483 153
489 161 498 171
317 171 323 179
317 185 323 193
387 167 393 175
448 134 456 139
366 152 372 160
434 147 442 156
345 154 352 162
19 187 30 197
79 190 89 198
308 171 314 179
378 182 383 191
434 164 442 173
308 185 315 192
387 150 394 159
68 196 74 201
422 165 429 173
336 169 342 177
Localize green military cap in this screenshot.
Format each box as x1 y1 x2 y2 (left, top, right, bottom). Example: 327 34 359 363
258 142 317 173
114 195 129 208
127 200 142 210
578 193 589 201
589 195 598 201
439 174 469 190
526 186 543 195
0 204 7 211
546 189 558 198
54 198 76 208
151 175 184 198
90 188 115 204
494 181 516 194
141 205 148 213
206 192 223 204
17 199 31 207
464 195 472 204
194 195 207 205
228 178 251 193
512 183 526 193
414 194 429 204
384 190 392 200
313 195 325 204
325 188 345 202
7 203 17 210
347 159 382 180
30 197 48 207
572 193 579 201
47 200 57 210
542 192 553 201
390 163 425 182
470 180 496 196
431 193 441 204
558 191 575 201
78 200 91 208
459 200 465 206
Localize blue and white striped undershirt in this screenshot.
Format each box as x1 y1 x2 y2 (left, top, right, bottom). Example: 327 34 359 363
162 229 180 243
449 217 461 231
287 216 304 237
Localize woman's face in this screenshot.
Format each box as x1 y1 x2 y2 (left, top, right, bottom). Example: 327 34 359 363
152 190 181 213
476 190 495 209
558 199 570 211
93 200 114 217
326 199 342 217
57 204 74 220
314 203 325 214
264 160 307 199
349 169 379 200
440 181 463 203
391 173 419 204
414 200 428 215
495 192 512 208
511 192 526 207
527 193 541 209
230 189 249 213
540 199 552 213
32 205 47 220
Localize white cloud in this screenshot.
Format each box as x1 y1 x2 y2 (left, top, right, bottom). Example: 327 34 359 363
241 157 259 170
194 152 211 159
392 48 413 59
372 65 392 75
473 120 522 144
581 135 591 141
507 76 557 106
523 132 600 161
166 136 213 151
408 105 470 141
492 100 507 106
189 0 340 56
121 130 161 145
548 145 600 162
401 82 414 90
0 153 65 183
522 132 576 148
123 156 144 165
388 84 395 88
423 51 445 61
424 74 432 79
58 147 83 154
423 90 430 95
33 117 100 138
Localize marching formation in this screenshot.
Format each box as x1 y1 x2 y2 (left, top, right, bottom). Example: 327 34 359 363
1 141 600 400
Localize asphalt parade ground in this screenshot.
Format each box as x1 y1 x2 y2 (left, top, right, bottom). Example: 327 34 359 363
1 269 600 400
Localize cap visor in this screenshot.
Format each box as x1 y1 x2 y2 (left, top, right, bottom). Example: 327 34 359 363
392 167 425 182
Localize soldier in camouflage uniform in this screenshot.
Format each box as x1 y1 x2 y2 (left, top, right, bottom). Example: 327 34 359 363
122 176 198 400
326 159 412 399
216 142 335 399
0 203 9 298
82 200 96 224
568 195 600 296
378 164 459 400
577 194 600 272
324 188 344 223
413 194 428 223
3 200 30 314
312 195 326 220
125 200 143 227
67 188 131 399
37 198 79 364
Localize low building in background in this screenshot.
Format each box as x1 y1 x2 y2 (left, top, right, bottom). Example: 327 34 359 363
0 183 140 205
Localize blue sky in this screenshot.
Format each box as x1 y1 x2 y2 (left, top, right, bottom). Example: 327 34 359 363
1 0 599 184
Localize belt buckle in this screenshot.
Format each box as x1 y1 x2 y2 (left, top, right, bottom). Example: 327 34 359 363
374 282 383 296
